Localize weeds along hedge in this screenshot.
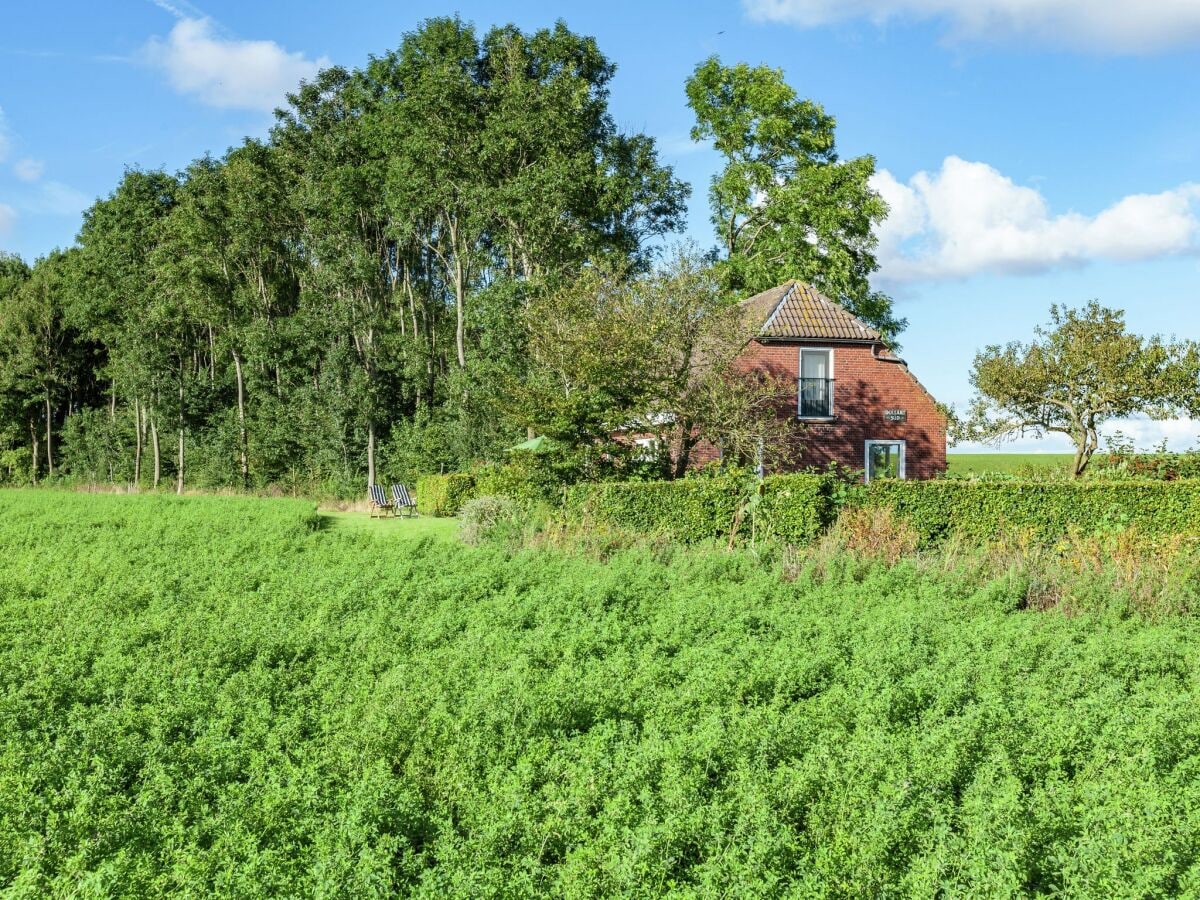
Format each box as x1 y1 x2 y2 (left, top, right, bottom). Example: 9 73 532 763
8 490 1200 893
566 473 832 543
415 472 476 516
865 478 1200 543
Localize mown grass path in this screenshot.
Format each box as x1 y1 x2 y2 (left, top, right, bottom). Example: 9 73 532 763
319 509 459 540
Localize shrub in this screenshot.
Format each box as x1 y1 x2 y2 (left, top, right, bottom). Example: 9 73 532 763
473 456 576 504
566 472 834 544
862 479 1200 544
458 494 523 546
416 472 477 516
1092 451 1200 481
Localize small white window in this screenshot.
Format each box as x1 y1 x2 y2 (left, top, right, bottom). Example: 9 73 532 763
865 440 906 482
799 348 834 418
633 437 660 462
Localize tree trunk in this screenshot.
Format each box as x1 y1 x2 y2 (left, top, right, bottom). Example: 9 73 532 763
151 415 161 489
454 252 466 369
134 398 143 487
176 372 185 495
233 349 249 489
367 421 376 487
1073 419 1100 477
672 420 696 480
29 419 39 485
44 393 54 477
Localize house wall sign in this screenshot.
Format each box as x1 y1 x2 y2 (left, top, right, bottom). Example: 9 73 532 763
883 408 907 422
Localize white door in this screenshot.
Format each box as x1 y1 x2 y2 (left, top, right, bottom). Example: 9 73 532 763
865 440 905 481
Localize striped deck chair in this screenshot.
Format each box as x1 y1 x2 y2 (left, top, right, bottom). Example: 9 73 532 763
390 484 418 518
367 484 394 518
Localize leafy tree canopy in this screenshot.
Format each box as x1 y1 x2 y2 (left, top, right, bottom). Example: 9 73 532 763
686 55 903 342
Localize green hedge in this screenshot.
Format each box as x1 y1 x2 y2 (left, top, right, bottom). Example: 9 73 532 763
415 473 477 516
863 479 1200 543
473 461 569 504
566 473 833 544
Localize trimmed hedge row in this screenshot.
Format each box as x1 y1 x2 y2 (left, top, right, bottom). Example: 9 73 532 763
863 479 1200 543
565 474 833 544
415 473 477 517
422 465 1200 546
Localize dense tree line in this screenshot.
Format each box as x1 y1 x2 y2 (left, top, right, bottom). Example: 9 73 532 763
0 18 896 494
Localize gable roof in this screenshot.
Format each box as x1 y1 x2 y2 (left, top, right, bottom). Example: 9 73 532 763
739 280 882 343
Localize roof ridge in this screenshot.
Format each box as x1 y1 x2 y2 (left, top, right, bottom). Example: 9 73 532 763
756 279 881 342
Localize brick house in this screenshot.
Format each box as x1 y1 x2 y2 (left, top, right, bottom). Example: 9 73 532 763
691 280 947 481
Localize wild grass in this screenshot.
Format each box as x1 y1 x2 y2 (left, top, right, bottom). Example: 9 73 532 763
3 489 1200 895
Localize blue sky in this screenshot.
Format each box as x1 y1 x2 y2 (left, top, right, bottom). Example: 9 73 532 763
3 0 1200 452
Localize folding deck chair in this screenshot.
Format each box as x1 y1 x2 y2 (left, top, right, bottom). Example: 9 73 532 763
390 484 418 518
367 483 395 518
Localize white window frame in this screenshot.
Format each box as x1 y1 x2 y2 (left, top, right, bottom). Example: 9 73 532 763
864 439 906 482
797 347 835 419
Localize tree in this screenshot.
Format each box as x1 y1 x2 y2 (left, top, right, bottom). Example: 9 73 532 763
961 302 1200 477
75 169 179 487
0 250 88 480
0 253 32 478
507 263 653 462
686 56 903 342
509 250 802 477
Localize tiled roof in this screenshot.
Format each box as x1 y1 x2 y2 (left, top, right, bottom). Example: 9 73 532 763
739 280 882 342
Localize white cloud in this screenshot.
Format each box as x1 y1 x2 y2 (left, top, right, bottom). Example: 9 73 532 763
871 156 1200 283
13 158 44 182
0 203 14 236
143 17 328 112
744 0 1200 53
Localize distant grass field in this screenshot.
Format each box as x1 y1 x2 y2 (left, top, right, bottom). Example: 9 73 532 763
946 452 1077 476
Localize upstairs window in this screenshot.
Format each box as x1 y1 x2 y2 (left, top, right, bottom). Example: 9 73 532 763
799 349 833 418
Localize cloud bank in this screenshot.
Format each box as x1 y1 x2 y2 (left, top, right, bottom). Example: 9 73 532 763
871 156 1200 282
143 17 328 112
744 0 1200 53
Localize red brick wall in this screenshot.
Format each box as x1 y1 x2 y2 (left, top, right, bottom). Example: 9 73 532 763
692 340 947 480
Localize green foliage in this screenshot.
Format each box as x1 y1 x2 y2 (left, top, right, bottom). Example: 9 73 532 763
567 472 833 543
416 472 477 516
6 491 1200 893
686 56 901 341
864 478 1200 544
474 457 575 504
1 17 689 498
1091 450 1200 481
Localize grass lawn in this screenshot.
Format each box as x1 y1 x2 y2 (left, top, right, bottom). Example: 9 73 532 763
946 452 1078 476
319 508 458 539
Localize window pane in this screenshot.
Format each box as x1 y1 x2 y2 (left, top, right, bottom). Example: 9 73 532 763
801 350 829 379
869 443 901 479
799 350 832 416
